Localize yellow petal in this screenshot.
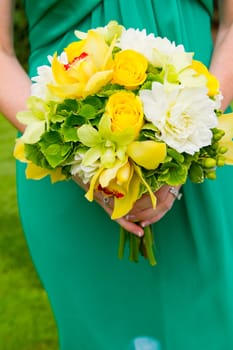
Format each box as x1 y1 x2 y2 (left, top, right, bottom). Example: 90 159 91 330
111 171 140 219
85 166 105 201
127 140 166 169
14 140 27 162
84 70 113 96
221 141 233 165
64 40 86 62
83 30 112 69
134 164 157 208
191 60 219 96
218 113 233 165
217 113 233 141
50 168 67 183
26 163 50 180
102 161 134 197
47 82 85 99
99 160 126 188
51 54 76 85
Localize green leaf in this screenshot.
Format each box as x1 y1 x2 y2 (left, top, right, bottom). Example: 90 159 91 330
61 99 80 112
24 143 51 169
188 162 205 183
40 142 71 168
97 83 124 97
41 131 63 144
83 96 103 110
158 162 188 185
79 104 97 119
64 114 85 127
61 126 79 142
167 148 185 163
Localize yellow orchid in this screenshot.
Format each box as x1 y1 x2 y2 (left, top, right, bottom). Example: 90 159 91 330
48 30 115 99
85 157 157 219
111 170 141 219
127 140 167 169
217 112 233 165
191 60 220 97
85 158 140 219
85 159 135 206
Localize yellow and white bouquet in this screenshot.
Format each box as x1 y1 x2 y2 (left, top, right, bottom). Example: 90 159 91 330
14 21 233 265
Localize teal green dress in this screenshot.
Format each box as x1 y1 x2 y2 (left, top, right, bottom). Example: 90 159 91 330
18 1 233 349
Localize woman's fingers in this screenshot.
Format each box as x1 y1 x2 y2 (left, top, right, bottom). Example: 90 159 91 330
73 175 182 235
94 191 144 236
126 185 182 226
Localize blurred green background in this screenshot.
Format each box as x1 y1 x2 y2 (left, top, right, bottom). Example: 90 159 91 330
0 1 58 349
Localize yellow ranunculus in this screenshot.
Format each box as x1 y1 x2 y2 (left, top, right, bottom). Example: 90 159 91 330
48 30 115 99
112 49 148 89
191 60 220 97
105 91 144 138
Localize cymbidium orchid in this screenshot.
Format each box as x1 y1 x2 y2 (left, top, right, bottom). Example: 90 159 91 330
48 30 115 99
17 96 49 144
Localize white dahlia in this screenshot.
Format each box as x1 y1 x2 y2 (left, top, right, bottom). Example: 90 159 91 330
140 82 218 155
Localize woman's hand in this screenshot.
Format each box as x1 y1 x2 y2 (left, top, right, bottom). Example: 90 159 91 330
125 185 182 228
73 175 182 236
72 175 145 237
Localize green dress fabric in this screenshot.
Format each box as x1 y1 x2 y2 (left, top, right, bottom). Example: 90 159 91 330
18 1 233 349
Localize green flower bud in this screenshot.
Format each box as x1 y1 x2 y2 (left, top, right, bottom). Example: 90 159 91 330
206 170 217 180
218 146 228 154
202 158 216 168
213 129 225 141
217 156 225 167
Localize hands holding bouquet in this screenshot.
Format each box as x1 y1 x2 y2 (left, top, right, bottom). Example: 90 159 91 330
14 21 233 265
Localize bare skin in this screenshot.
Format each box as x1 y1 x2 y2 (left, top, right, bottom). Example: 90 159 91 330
1 0 233 236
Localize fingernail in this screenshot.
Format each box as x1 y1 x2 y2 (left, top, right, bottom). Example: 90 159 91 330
141 221 149 228
137 231 144 237
125 214 136 222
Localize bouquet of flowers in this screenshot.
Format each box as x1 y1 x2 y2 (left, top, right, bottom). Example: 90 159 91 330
14 21 233 265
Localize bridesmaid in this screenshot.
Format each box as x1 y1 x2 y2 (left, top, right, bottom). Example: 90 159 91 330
1 1 233 349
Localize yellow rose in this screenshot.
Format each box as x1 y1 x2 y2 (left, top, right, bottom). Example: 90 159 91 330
112 49 148 89
105 91 144 138
191 60 220 97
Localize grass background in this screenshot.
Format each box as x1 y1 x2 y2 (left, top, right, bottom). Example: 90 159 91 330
0 2 58 349
0 117 58 349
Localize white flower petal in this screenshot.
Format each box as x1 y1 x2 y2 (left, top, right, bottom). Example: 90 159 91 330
140 82 218 154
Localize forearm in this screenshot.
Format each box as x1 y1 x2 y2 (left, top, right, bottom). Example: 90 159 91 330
0 51 31 132
209 1 233 111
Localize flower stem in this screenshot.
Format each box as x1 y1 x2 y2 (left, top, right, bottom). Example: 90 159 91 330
143 225 157 266
118 226 127 260
117 225 157 266
129 234 140 262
